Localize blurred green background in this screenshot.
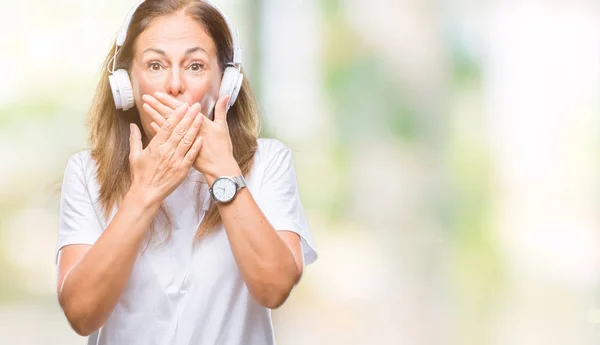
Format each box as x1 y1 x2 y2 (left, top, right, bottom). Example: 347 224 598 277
1 0 600 344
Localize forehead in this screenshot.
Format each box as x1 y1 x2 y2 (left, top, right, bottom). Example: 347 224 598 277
134 10 216 57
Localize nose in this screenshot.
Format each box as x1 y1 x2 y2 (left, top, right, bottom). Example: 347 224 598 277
166 68 185 96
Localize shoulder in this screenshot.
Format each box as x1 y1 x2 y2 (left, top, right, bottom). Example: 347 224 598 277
65 149 92 166
251 138 299 185
256 138 293 162
63 149 98 185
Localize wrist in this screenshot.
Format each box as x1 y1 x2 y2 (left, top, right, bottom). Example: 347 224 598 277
126 184 162 212
205 159 242 186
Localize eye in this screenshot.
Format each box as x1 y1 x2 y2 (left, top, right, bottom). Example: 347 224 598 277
189 63 204 72
147 62 163 71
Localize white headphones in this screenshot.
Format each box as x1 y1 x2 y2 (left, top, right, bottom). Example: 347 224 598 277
107 0 243 112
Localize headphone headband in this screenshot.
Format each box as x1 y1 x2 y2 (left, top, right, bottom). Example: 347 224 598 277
115 0 241 65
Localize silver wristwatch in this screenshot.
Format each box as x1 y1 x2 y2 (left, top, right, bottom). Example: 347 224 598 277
209 175 247 203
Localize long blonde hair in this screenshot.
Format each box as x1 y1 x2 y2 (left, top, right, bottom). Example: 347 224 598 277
87 0 260 245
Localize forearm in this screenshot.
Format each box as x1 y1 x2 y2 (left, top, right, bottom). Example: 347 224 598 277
216 188 301 309
59 189 160 335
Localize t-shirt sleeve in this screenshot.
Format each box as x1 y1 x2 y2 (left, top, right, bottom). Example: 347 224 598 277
55 152 104 264
258 143 318 266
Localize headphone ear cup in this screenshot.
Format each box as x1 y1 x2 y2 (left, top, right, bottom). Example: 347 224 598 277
229 73 243 109
219 67 241 106
108 74 122 110
108 69 135 111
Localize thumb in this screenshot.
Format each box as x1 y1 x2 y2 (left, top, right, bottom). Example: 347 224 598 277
213 95 231 126
129 123 143 158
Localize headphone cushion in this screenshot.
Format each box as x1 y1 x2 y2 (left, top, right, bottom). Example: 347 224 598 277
229 73 243 108
111 69 135 111
219 67 242 106
108 74 122 109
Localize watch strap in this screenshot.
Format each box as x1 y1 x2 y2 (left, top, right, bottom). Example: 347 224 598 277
232 175 247 190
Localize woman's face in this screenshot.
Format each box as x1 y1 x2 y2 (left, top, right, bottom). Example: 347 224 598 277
130 10 222 141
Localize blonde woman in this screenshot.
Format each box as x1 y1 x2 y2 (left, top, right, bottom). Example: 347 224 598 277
55 1 317 344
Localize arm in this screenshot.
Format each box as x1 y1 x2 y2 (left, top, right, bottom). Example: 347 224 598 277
57 103 205 336
57 189 160 336
206 165 304 310
145 94 307 308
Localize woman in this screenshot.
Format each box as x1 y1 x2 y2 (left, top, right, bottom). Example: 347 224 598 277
55 1 317 344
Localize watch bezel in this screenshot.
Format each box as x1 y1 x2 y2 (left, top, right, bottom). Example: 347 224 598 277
210 176 238 203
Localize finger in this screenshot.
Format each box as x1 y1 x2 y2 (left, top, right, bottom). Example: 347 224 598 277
155 92 184 110
129 123 142 158
143 103 166 126
175 106 205 157
151 103 188 145
142 94 175 118
150 121 161 135
213 95 231 127
166 103 201 150
184 136 203 165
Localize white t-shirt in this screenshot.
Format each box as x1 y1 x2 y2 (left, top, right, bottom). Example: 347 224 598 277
55 138 318 345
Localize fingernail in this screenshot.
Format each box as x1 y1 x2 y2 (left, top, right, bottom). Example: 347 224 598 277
142 94 151 101
155 91 164 98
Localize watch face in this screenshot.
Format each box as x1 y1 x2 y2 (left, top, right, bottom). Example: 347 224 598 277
212 177 237 202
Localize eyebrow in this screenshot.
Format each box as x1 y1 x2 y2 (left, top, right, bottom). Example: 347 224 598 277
142 47 208 56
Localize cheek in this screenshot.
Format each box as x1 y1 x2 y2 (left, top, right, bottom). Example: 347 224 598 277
185 81 212 104
131 70 161 105
185 74 221 116
131 70 163 138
